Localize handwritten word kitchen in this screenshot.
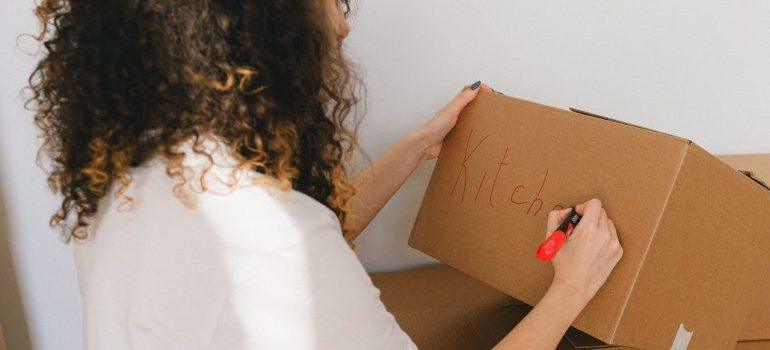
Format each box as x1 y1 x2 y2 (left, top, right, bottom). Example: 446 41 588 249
448 128 565 216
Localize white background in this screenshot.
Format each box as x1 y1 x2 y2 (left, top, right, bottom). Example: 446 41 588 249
2 1 770 349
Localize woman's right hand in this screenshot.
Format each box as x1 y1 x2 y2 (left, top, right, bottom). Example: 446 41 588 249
492 199 623 349
547 199 623 306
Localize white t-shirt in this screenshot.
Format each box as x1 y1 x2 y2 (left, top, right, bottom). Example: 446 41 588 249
74 140 417 350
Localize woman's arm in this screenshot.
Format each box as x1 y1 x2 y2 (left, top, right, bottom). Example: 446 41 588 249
343 81 487 241
342 131 430 241
494 282 587 349
494 199 624 350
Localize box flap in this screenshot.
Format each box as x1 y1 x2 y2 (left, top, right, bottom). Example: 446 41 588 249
569 108 691 144
720 154 770 192
739 171 770 190
719 154 770 182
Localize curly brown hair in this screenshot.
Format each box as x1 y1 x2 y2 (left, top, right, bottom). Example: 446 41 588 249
27 0 362 241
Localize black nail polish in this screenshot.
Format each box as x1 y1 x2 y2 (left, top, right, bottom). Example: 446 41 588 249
470 81 481 90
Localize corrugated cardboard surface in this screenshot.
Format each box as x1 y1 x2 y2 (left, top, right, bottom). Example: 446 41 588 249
371 263 520 310
371 265 522 349
410 92 687 343
735 340 770 350
372 265 769 349
371 265 633 350
409 92 770 349
612 145 770 349
719 154 770 341
0 325 6 350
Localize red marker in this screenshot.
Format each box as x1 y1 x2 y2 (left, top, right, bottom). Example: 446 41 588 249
536 208 581 261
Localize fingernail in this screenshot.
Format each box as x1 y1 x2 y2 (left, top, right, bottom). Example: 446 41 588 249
469 81 481 91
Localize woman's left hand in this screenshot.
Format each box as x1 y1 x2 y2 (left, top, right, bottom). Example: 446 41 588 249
344 81 491 240
414 81 491 161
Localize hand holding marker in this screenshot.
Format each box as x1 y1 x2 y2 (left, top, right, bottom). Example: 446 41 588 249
536 208 581 261
541 199 623 304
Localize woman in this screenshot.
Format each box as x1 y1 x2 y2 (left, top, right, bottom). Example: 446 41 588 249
28 0 622 349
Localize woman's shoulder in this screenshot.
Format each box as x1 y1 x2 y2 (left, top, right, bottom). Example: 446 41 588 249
90 136 342 249
155 160 337 223
134 136 332 212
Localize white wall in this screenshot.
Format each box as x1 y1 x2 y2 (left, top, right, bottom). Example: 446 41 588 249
346 0 770 272
2 1 770 349
1 3 84 350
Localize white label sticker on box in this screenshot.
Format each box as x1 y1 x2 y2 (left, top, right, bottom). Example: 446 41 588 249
670 323 693 350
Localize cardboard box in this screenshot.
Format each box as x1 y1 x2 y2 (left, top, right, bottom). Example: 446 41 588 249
409 92 770 349
0 324 6 350
373 265 769 350
371 265 523 349
373 265 654 349
371 265 625 349
719 154 770 343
